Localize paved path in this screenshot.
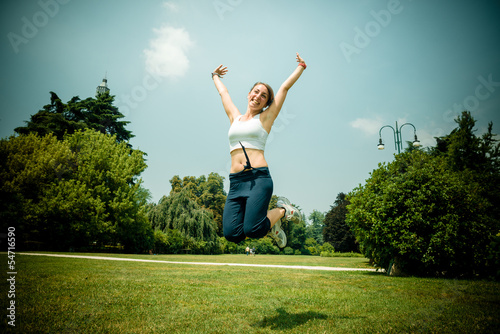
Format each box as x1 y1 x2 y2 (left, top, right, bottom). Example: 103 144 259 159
20 253 379 272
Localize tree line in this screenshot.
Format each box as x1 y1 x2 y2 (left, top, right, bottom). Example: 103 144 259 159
1 91 346 255
1 90 498 278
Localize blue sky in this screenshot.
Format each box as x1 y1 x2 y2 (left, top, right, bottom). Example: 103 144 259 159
1 0 499 220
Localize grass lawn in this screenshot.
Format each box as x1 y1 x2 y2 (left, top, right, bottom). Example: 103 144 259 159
2 253 499 333
22 252 374 268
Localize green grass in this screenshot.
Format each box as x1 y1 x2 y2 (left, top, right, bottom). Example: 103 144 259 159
23 252 373 268
2 253 499 333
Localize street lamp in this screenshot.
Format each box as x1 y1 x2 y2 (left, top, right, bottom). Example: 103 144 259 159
378 121 420 154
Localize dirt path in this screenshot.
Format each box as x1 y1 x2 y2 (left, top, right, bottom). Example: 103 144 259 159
20 252 379 272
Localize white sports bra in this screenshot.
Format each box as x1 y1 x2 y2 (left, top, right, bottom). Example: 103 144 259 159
228 114 269 152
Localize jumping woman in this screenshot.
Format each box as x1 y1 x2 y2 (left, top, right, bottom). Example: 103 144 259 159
212 53 307 248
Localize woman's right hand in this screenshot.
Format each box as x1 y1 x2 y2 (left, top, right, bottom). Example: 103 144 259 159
212 64 238 123
213 64 228 78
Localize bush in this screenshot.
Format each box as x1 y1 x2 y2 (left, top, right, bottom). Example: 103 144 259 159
320 242 335 253
319 251 363 258
218 236 238 254
152 229 186 254
153 230 170 254
336 252 364 258
347 151 496 277
320 251 335 257
300 248 311 255
284 247 294 255
254 237 278 254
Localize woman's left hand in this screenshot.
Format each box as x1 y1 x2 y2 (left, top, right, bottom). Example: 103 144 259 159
296 53 306 66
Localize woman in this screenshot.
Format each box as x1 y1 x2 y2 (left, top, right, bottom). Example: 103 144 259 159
212 53 307 248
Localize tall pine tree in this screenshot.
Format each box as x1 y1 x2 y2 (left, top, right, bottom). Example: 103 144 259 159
323 192 359 253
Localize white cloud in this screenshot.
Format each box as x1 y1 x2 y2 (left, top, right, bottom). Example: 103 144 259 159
415 128 436 148
144 26 194 79
350 117 384 136
162 1 179 12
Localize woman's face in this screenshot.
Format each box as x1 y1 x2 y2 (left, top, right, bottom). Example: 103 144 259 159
247 84 270 110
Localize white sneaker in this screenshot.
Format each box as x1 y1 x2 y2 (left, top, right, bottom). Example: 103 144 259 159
270 220 287 248
277 197 302 224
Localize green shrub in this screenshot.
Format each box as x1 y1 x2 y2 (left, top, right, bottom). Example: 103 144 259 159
336 252 364 258
300 248 311 255
320 242 335 253
347 151 496 277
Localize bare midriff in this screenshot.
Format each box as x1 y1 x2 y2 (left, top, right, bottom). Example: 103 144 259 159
230 148 268 173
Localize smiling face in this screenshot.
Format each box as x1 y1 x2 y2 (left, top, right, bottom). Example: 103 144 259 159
247 83 274 112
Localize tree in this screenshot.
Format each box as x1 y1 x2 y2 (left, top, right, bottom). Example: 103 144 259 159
150 189 217 241
346 112 499 277
0 132 77 247
65 129 151 252
307 210 325 244
77 92 133 143
148 188 219 253
432 111 500 231
287 219 307 250
14 92 85 140
0 129 151 252
347 150 493 277
15 91 133 143
323 193 359 253
168 173 226 235
199 173 226 234
433 111 499 173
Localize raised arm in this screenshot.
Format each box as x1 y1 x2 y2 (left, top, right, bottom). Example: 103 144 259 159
212 65 240 124
262 53 307 124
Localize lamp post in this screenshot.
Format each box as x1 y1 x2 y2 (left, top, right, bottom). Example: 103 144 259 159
377 121 420 154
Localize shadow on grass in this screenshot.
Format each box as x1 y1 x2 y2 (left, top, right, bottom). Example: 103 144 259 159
252 307 335 330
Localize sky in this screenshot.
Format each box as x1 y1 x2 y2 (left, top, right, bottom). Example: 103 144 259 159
1 0 499 221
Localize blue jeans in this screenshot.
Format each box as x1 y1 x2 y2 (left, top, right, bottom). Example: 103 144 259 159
223 167 273 243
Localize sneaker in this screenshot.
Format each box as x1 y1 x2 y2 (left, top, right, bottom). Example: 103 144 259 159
277 197 302 224
270 220 287 248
